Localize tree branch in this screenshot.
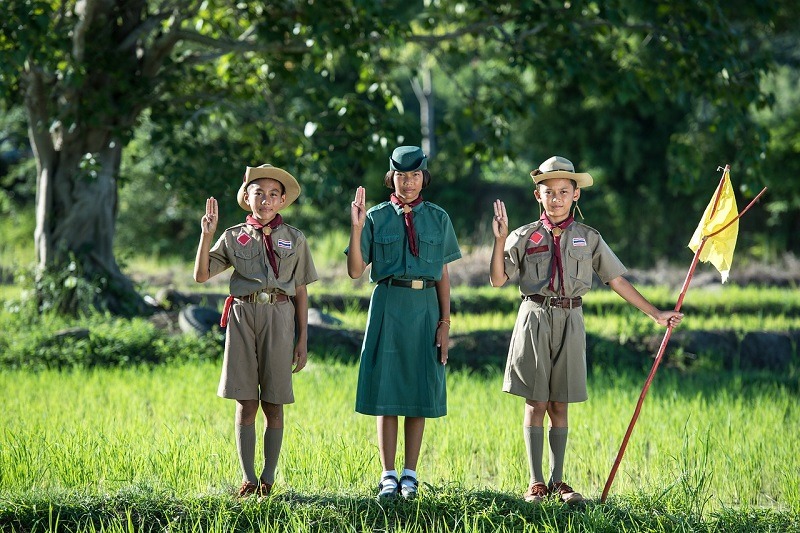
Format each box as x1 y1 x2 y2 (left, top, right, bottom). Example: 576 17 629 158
72 0 100 62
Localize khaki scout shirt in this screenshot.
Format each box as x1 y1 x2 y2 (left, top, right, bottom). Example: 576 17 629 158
353 201 461 283
208 222 318 297
504 220 627 298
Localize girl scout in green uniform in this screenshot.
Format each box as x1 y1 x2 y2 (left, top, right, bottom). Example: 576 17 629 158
194 164 318 498
347 146 461 499
489 155 683 504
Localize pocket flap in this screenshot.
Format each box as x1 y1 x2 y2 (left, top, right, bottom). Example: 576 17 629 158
418 233 442 245
375 233 402 245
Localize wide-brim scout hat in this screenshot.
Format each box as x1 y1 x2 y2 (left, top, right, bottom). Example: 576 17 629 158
530 155 593 188
389 146 428 171
237 164 301 211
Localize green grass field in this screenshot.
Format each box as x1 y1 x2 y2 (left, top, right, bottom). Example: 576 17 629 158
1 357 798 531
1 227 799 531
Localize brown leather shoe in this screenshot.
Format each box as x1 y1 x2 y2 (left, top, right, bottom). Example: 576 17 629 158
523 481 549 502
238 481 260 498
548 481 583 504
258 481 273 497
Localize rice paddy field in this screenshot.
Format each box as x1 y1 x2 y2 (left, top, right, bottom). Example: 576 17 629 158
1 235 798 531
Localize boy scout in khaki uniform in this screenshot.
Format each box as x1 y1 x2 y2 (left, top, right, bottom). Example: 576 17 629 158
194 164 318 498
489 155 683 504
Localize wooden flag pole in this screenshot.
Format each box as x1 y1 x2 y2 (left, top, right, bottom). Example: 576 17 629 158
599 168 767 504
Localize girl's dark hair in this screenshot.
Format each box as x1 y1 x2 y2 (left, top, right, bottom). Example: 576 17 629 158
384 170 432 189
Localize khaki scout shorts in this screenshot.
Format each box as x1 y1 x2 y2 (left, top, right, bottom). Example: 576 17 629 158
502 299 588 403
217 298 296 404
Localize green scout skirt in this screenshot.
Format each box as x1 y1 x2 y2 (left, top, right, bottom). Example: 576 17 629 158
355 282 446 418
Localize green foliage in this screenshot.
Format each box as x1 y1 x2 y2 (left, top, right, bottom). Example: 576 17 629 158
0 310 220 371
10 257 104 318
1 0 799 320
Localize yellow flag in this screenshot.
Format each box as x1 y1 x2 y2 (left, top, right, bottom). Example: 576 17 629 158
688 169 739 282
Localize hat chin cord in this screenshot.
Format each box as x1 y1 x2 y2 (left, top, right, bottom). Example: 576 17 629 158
572 201 584 220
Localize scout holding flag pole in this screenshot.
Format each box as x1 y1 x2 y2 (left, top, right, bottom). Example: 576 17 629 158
600 164 768 504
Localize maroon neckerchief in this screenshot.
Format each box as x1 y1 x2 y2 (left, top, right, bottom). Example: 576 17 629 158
539 212 574 296
390 193 424 257
246 213 282 277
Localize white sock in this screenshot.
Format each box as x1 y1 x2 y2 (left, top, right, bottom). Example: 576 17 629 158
381 469 398 480
401 468 417 480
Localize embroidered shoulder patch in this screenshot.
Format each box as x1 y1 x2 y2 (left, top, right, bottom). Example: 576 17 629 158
277 239 292 249
237 233 252 246
572 237 587 247
529 231 544 244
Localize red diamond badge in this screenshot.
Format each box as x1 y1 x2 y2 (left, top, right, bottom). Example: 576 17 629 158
237 233 252 246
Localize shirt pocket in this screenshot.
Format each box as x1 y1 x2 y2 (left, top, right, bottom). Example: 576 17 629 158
524 249 551 281
417 232 443 264
275 245 298 278
567 247 593 291
232 242 263 277
374 232 402 264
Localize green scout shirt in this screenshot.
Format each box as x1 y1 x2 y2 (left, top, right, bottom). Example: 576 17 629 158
504 220 627 298
208 222 318 296
356 201 461 282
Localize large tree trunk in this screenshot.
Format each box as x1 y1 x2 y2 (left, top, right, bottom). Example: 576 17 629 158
34 141 145 315
25 64 146 315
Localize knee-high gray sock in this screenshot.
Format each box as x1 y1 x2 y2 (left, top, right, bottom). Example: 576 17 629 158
236 422 258 484
548 426 569 484
524 426 545 484
260 427 284 485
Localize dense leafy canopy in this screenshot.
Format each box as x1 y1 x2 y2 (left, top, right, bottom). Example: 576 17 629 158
0 0 798 312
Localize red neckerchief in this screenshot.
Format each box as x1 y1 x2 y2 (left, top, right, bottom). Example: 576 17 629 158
246 213 282 277
390 193 424 257
539 212 574 296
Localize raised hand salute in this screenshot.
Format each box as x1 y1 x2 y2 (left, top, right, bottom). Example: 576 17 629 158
351 186 366 228
201 197 219 235
492 199 508 239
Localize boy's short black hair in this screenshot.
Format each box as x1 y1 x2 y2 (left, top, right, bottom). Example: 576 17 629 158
384 170 432 189
536 178 577 190
248 177 286 195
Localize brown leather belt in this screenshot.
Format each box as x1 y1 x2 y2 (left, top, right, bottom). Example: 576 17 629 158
380 278 436 290
238 291 289 304
523 294 582 309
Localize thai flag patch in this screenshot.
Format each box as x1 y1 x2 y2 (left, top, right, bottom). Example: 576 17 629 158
529 231 544 244
572 237 587 247
237 233 252 246
277 239 292 249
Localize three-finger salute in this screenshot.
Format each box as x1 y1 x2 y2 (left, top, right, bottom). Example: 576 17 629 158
202 197 219 235
492 199 508 239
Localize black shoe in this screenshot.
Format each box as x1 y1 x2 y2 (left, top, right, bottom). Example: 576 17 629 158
377 474 399 500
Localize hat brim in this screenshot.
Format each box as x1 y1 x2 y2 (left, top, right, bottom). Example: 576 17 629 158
531 170 593 188
237 166 301 211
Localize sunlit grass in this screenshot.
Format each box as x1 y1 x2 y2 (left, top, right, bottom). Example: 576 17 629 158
1 360 798 516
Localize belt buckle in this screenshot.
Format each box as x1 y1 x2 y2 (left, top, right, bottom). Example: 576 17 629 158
256 292 272 304
411 280 424 290
548 296 559 307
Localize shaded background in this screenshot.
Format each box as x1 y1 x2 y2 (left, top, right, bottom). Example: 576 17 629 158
1 1 798 313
